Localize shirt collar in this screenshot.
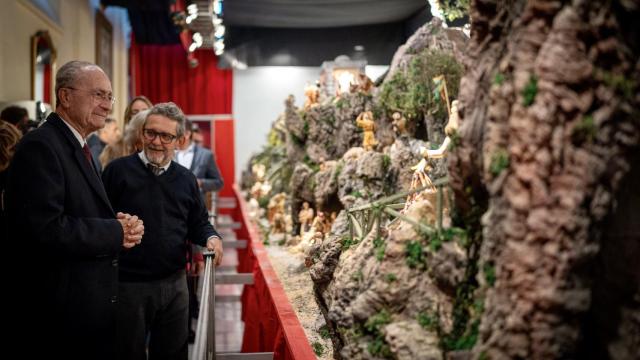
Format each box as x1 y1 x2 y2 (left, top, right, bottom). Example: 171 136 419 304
58 115 86 147
138 151 171 172
177 142 195 154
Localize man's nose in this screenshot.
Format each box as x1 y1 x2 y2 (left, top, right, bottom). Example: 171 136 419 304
151 135 164 145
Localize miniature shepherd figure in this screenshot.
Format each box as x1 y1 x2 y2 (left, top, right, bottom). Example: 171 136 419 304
356 111 378 151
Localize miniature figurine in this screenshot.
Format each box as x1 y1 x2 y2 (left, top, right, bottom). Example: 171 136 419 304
405 100 461 212
391 112 408 137
267 192 287 224
356 111 378 151
303 83 320 110
298 201 315 235
311 211 331 235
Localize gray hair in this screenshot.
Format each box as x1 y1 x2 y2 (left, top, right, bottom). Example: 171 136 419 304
55 60 101 107
124 109 148 149
145 102 186 138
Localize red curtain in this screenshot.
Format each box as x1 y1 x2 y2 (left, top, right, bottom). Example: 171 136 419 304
129 39 232 115
43 63 51 104
129 38 235 194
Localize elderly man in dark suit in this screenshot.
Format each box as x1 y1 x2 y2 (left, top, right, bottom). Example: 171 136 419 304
4 60 144 360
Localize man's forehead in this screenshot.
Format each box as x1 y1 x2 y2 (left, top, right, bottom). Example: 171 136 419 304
78 67 112 92
146 114 178 129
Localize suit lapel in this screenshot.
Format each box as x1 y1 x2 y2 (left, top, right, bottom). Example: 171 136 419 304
190 145 200 172
48 114 115 214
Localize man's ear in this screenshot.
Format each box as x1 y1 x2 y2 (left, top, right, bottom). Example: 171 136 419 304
178 135 188 148
57 88 71 108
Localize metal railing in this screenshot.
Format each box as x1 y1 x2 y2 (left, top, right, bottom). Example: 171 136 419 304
192 251 217 360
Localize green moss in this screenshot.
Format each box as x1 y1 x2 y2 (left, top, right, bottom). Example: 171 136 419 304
406 240 426 269
572 114 597 144
385 273 397 283
350 190 363 198
303 119 310 135
319 325 331 339
277 238 286 246
335 97 347 109
417 311 437 331
373 236 387 261
352 269 363 281
493 72 505 86
258 196 270 209
303 155 320 172
367 337 392 357
362 310 393 357
365 310 391 333
442 318 480 350
290 132 305 146
342 235 355 250
483 263 496 286
332 161 344 183
448 130 461 151
596 68 636 99
311 341 324 356
436 0 470 21
489 148 510 176
522 74 538 107
378 49 463 123
382 154 391 170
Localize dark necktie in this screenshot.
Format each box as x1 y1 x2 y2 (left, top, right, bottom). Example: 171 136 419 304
147 163 163 176
82 144 95 169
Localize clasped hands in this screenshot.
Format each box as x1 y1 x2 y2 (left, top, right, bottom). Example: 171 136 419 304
117 212 145 249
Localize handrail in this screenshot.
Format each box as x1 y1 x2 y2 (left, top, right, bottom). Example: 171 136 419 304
192 251 216 360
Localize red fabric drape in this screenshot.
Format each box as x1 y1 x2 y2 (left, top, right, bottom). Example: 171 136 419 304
214 119 235 196
43 63 51 104
129 38 234 195
234 186 317 360
129 41 232 115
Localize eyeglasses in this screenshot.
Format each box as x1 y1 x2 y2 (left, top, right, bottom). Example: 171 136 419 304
142 128 178 144
64 87 115 105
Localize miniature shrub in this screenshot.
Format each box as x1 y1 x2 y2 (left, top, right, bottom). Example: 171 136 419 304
522 74 538 107
489 148 510 176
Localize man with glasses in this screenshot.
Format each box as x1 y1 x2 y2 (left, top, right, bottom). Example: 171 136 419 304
102 102 223 359
4 60 144 360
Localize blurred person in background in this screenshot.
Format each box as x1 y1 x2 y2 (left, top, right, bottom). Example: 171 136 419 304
0 121 22 237
123 95 152 126
87 117 121 172
0 105 29 134
100 110 148 169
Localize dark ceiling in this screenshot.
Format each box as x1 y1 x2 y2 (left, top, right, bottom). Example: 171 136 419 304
102 0 442 66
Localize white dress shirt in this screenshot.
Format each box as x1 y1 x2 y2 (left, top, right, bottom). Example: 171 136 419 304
175 143 195 170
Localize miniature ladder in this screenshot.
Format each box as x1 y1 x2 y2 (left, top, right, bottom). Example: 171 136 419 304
190 253 273 360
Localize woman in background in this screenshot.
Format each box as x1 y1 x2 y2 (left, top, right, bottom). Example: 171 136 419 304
123 95 152 126
100 110 149 168
0 121 22 235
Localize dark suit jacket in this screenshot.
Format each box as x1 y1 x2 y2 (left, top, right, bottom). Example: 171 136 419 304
190 145 224 195
4 113 123 359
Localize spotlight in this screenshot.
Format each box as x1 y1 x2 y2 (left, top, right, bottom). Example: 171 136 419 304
214 25 225 39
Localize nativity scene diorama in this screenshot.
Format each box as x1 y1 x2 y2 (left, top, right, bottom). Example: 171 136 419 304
238 5 640 359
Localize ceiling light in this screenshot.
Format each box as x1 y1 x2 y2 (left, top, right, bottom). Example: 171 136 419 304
213 0 223 16
214 25 225 39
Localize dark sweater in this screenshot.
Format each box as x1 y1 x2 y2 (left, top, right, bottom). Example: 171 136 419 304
102 154 220 281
